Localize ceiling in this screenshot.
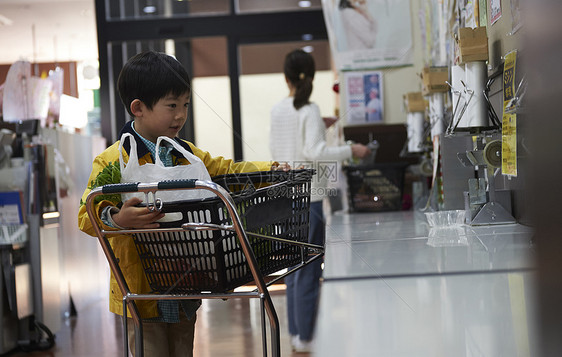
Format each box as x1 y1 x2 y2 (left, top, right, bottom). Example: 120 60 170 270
0 0 98 64
0 0 326 65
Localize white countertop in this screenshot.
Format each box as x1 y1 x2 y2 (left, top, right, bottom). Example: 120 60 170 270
314 210 538 357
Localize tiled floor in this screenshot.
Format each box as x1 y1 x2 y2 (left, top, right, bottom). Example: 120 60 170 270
8 289 307 357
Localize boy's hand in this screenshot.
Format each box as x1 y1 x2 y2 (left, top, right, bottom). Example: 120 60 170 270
272 162 291 171
112 197 165 229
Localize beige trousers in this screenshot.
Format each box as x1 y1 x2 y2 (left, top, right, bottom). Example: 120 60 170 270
127 314 196 357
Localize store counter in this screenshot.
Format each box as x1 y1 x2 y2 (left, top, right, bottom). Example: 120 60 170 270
314 210 538 356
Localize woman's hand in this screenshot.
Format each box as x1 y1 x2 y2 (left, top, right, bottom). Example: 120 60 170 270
112 197 165 229
351 144 372 159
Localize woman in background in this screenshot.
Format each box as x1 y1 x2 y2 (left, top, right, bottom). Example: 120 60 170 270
339 0 378 50
270 49 370 353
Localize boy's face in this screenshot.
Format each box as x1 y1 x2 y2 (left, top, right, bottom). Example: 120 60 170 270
133 92 191 143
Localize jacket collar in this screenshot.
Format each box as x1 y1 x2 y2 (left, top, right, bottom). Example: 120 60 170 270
118 121 193 160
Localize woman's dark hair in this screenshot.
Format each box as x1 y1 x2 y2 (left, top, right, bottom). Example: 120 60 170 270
339 0 354 9
284 49 315 110
117 51 190 117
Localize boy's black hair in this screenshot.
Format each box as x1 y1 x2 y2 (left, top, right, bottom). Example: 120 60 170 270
339 0 354 9
117 51 191 117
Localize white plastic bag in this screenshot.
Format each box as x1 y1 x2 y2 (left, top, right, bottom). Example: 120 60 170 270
119 133 215 203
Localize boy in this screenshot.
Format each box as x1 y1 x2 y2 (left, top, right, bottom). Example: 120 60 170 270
78 51 284 356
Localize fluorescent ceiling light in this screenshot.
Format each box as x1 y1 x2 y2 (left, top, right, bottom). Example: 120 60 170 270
302 45 314 53
143 5 157 14
43 212 60 220
298 1 312 7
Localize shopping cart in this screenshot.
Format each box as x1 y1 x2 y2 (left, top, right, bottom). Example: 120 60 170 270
85 169 320 357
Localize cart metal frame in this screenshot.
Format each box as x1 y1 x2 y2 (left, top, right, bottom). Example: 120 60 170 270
85 178 323 357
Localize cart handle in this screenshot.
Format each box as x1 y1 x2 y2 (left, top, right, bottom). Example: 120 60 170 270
158 179 197 190
100 179 199 194
101 182 139 194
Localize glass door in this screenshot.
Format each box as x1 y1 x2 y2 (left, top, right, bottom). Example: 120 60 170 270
238 40 335 161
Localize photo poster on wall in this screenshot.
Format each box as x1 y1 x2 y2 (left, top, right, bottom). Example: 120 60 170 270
489 0 502 25
322 0 413 71
342 71 384 125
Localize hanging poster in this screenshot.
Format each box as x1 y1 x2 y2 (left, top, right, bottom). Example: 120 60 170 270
461 0 478 28
2 61 52 125
489 0 502 25
511 0 522 34
479 0 488 27
322 0 413 70
433 0 456 65
342 71 384 125
502 50 517 177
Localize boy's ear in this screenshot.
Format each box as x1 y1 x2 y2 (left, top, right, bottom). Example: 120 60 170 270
130 99 143 117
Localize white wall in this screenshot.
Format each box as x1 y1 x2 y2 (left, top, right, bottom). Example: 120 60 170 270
0 1 97 64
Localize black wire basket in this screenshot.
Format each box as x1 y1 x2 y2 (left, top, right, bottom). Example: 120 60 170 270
344 163 408 212
132 169 314 294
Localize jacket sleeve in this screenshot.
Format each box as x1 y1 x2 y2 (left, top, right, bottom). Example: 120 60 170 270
78 144 123 237
301 104 352 162
184 141 276 176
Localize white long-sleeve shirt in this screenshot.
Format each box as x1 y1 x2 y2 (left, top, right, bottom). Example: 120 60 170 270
270 97 352 202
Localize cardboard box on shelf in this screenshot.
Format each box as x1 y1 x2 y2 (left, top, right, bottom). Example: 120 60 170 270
421 67 449 94
456 27 489 64
404 92 426 113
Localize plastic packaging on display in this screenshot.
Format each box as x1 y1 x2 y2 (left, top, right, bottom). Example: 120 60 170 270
424 210 466 227
451 64 466 118
429 93 445 137
463 61 489 128
407 112 424 152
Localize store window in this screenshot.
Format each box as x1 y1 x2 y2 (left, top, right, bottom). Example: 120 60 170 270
238 40 335 161
188 37 234 158
107 0 230 20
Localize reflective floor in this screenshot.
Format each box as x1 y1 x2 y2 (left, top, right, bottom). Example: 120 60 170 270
9 290 304 357
315 210 538 357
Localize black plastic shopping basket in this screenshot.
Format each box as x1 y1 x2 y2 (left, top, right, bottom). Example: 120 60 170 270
133 169 315 294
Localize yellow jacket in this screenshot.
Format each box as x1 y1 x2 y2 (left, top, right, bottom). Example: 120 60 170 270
78 125 274 318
